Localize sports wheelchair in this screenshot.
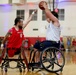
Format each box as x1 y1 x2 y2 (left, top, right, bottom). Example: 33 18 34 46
29 40 65 74
0 41 29 72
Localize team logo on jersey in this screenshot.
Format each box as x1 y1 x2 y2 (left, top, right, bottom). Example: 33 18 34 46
18 32 23 38
20 33 22 38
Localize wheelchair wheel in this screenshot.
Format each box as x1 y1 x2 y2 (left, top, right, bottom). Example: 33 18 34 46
40 47 65 72
0 48 6 64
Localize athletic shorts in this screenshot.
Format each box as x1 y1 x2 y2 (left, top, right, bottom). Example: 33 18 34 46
34 40 60 51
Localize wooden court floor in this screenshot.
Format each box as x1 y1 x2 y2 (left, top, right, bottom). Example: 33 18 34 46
0 50 76 75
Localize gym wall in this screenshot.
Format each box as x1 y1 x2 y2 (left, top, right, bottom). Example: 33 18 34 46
0 2 76 37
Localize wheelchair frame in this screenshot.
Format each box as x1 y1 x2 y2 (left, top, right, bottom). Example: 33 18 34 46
0 47 28 72
29 46 65 74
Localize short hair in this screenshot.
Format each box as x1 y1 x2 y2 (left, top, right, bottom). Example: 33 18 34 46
14 17 23 25
51 11 58 18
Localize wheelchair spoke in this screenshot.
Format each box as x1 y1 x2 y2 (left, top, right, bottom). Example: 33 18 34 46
46 52 51 58
46 64 52 68
42 58 51 63
54 61 62 67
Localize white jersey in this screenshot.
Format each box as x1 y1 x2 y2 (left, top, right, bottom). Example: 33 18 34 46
46 22 61 42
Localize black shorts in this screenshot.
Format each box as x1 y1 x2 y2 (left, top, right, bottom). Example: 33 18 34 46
34 40 60 51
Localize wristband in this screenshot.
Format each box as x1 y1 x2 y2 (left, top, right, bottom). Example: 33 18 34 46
32 11 35 15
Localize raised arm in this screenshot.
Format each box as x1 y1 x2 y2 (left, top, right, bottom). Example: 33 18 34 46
23 9 37 29
42 2 59 25
44 8 58 22
45 14 51 23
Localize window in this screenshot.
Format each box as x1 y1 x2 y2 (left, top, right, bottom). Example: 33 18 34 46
29 9 37 21
42 10 46 21
58 9 65 21
42 9 65 21
16 10 25 19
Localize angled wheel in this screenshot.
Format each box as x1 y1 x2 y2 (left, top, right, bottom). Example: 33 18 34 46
40 47 65 72
0 48 6 64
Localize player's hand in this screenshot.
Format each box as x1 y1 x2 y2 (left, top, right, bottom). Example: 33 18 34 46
42 2 48 10
32 9 37 15
28 9 37 21
34 9 37 13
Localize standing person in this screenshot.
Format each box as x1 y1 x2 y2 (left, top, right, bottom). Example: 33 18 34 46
31 1 61 66
0 10 37 72
67 37 71 50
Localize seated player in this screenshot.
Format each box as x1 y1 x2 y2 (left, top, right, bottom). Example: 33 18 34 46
31 1 61 66
0 10 37 72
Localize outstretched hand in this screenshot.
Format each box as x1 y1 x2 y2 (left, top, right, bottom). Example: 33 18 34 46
34 9 37 13
32 9 37 14
23 9 37 29
28 9 37 21
42 2 48 10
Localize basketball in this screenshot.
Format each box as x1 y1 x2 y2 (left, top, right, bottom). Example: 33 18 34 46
38 1 47 10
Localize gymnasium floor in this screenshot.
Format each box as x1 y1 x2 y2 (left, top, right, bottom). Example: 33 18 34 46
0 50 76 75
